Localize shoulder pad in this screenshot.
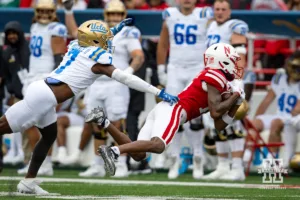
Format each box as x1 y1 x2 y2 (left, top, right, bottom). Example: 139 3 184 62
48 22 67 38
271 72 285 85
243 70 256 84
121 27 141 39
88 47 112 65
199 7 214 19
229 19 249 36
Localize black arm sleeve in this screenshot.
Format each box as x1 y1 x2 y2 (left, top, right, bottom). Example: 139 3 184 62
54 54 64 69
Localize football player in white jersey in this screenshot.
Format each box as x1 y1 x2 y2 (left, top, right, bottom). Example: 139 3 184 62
202 0 252 181
156 0 213 179
0 19 177 194
17 0 68 176
253 51 300 167
61 0 144 178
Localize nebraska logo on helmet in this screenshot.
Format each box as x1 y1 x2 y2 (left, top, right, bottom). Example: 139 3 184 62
204 43 242 81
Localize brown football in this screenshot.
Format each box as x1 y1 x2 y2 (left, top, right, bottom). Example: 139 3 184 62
221 92 232 101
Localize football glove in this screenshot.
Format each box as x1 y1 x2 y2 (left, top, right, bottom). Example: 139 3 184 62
62 0 74 11
110 18 133 35
158 88 179 106
228 82 245 105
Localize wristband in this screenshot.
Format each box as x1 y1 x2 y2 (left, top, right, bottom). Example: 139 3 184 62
222 113 234 125
236 98 243 105
124 66 134 74
64 9 73 15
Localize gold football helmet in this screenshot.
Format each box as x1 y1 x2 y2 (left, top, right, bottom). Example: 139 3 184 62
234 100 249 120
104 0 127 27
286 50 300 82
34 0 57 24
78 20 114 51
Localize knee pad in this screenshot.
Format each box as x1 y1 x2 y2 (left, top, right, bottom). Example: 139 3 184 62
189 117 204 131
93 129 108 140
213 129 228 142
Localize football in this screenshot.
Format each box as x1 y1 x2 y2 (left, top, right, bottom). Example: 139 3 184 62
221 92 232 101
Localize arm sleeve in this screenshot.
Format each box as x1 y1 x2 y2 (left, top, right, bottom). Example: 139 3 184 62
125 28 142 52
243 70 256 85
112 68 161 96
88 48 112 65
230 20 249 36
270 73 282 91
162 8 170 20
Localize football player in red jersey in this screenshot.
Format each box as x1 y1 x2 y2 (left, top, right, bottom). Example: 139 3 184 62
85 43 245 176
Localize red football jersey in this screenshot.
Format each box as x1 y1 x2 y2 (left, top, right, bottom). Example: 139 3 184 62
178 69 229 121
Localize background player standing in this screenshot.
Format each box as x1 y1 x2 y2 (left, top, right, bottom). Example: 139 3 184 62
156 0 213 179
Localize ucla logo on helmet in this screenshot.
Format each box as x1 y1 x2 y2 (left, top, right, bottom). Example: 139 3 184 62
90 23 107 33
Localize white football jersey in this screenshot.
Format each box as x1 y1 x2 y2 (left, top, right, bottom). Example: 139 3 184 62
98 26 142 81
29 22 67 74
206 19 248 48
49 40 113 95
163 7 213 68
271 73 300 116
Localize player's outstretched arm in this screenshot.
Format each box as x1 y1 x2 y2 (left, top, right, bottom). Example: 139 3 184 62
93 64 179 105
254 89 276 117
63 0 78 38
110 18 133 35
207 84 240 119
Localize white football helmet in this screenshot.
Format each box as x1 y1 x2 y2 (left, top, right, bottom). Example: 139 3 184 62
204 43 242 80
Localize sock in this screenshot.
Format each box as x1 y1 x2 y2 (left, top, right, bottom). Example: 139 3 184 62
119 155 127 163
45 156 52 163
111 146 120 156
283 124 297 168
218 156 229 164
232 157 243 169
186 129 204 158
167 132 183 159
94 155 104 166
14 132 23 156
228 138 245 152
215 141 230 154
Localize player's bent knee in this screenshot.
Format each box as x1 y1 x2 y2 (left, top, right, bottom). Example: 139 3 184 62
0 115 13 134
252 119 263 132
150 137 165 154
131 152 147 161
270 119 284 132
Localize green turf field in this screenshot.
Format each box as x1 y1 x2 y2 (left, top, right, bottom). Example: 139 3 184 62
1 168 300 200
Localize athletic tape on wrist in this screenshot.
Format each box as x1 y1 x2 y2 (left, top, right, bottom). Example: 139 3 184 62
64 9 73 15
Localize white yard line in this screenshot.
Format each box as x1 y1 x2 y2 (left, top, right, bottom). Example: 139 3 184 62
0 176 299 189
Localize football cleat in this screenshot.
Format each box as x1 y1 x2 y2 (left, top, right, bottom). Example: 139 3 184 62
168 156 180 179
17 179 49 195
85 107 109 128
79 164 106 177
97 145 118 176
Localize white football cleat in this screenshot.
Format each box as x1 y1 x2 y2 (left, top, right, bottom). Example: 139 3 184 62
60 150 82 166
18 164 29 175
11 154 25 165
113 162 129 178
57 147 68 164
202 162 230 180
17 179 49 195
219 168 246 181
79 164 105 177
193 156 203 179
38 161 54 176
3 153 14 164
168 157 180 179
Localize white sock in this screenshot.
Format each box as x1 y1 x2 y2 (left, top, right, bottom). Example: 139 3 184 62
218 156 229 164
45 156 52 163
228 138 245 152
167 132 183 159
118 155 127 163
186 129 204 158
75 148 83 156
58 146 67 154
215 141 230 154
14 132 23 156
283 124 297 168
94 155 104 166
232 157 243 169
111 146 120 156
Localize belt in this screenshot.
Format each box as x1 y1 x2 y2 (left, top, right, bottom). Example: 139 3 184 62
45 77 64 86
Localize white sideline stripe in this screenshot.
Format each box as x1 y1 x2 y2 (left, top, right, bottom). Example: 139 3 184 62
0 176 298 189
0 193 241 200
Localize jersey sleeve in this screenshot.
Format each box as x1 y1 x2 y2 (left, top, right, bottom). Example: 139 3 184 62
123 27 142 52
243 70 256 85
203 70 227 93
199 7 214 19
88 47 112 65
49 23 68 38
230 20 249 36
162 8 171 20
271 72 284 91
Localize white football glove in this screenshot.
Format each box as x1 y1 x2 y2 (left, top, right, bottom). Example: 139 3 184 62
157 64 167 86
228 81 245 105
